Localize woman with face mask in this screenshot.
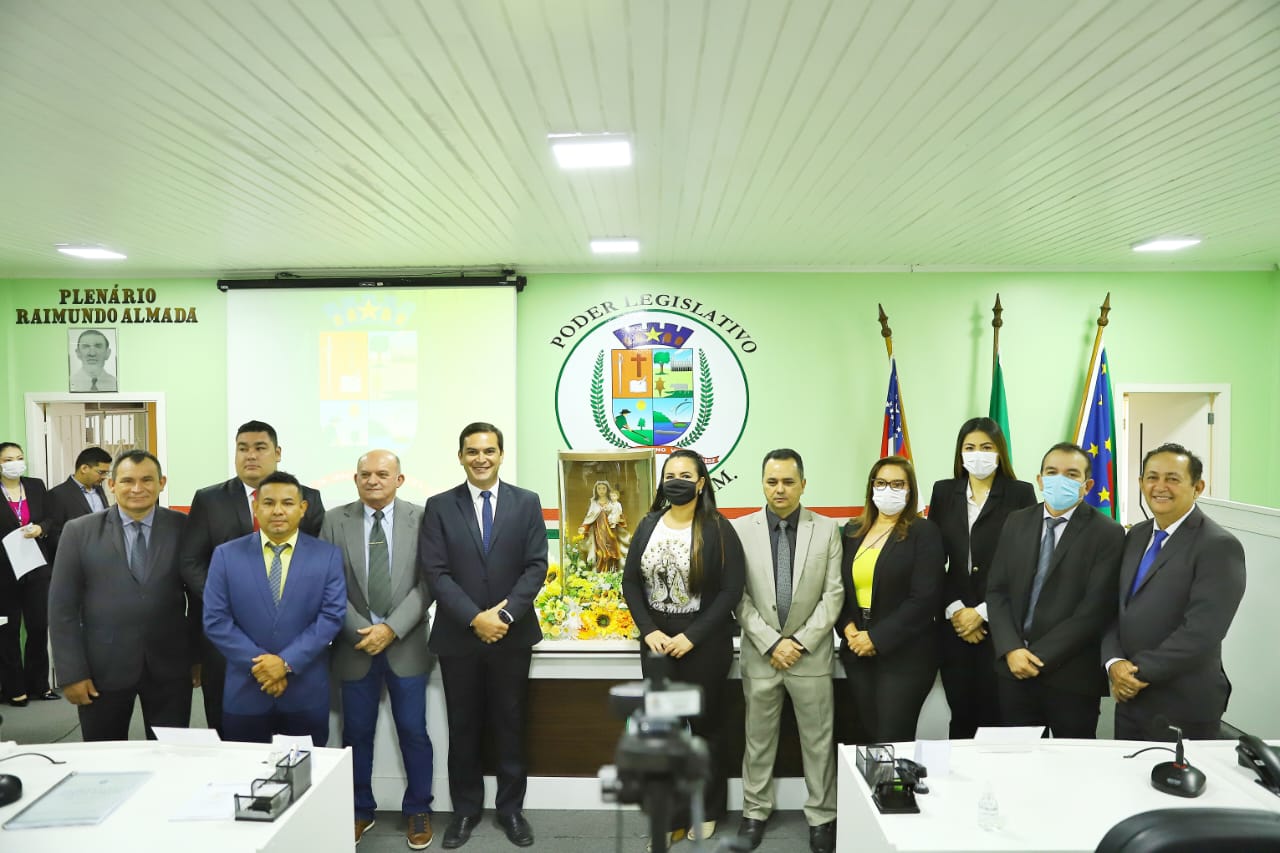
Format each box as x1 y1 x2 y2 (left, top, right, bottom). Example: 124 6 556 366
837 456 944 743
927 418 1036 739
0 441 57 706
621 449 745 845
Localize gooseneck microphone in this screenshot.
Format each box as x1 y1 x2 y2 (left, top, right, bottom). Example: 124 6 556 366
1150 714 1206 798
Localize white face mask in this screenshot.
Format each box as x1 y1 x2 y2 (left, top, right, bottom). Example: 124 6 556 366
1 460 26 479
962 451 999 479
872 487 909 516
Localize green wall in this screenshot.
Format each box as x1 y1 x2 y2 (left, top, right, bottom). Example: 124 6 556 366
2 271 1276 511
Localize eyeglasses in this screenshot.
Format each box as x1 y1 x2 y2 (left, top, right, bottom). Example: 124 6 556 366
872 479 908 491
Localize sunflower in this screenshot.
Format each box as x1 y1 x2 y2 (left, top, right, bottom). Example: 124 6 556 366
577 605 615 640
545 565 561 585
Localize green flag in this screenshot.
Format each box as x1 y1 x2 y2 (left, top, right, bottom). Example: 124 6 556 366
989 353 1011 452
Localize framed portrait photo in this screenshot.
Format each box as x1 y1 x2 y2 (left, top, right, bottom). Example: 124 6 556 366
68 327 119 392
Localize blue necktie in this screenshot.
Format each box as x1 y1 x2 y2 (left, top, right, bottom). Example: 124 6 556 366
129 521 148 583
268 543 289 605
1023 517 1064 633
481 490 494 553
1129 529 1169 600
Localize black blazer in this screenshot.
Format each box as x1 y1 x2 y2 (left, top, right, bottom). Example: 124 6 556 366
179 476 325 590
0 476 52 582
837 518 945 667
418 480 549 654
48 506 197 689
44 475 109 556
928 474 1036 609
986 503 1124 696
1101 507 1246 724
621 509 745 646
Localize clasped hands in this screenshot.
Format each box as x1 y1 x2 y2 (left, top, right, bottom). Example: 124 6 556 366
843 624 876 657
355 622 397 655
252 654 288 698
472 598 510 644
1108 659 1149 702
951 607 987 643
769 637 805 670
644 630 694 658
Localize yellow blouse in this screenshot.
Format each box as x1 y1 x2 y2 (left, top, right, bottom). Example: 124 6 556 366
851 546 881 610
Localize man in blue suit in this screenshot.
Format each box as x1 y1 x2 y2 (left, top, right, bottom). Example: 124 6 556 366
203 471 346 745
419 422 547 849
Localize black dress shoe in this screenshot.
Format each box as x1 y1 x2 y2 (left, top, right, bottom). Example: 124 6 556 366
495 812 534 847
6 697 28 708
737 817 767 850
809 820 836 853
38 690 60 701
442 814 481 849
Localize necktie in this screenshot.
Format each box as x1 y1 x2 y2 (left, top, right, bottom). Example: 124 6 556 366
1129 529 1170 600
129 521 148 582
1023 517 1065 633
367 509 392 616
776 519 793 627
481 490 494 553
268 543 288 605
91 377 98 391
251 489 260 532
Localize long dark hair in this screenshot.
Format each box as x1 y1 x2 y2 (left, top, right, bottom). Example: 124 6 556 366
850 455 920 542
951 417 1017 479
650 449 720 593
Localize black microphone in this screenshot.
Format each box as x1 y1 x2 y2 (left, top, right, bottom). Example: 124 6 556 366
1150 714 1206 798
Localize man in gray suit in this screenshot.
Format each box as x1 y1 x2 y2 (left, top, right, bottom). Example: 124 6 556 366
732 449 843 853
1103 443 1246 741
321 450 435 849
48 450 200 740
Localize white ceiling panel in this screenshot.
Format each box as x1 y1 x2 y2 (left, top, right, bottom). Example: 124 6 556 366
1 0 1277 276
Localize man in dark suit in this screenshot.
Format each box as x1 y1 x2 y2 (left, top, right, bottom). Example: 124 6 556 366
48 450 200 740
1102 443 1246 741
419 422 547 849
181 420 325 735
203 471 345 745
986 442 1124 737
322 450 435 849
44 446 112 557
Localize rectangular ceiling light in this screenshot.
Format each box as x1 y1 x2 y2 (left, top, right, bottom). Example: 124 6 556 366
550 133 632 169
57 245 127 260
1132 237 1201 252
590 238 640 254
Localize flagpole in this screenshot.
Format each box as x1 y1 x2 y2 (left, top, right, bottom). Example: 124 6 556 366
878 304 912 457
1073 293 1112 440
991 293 1003 371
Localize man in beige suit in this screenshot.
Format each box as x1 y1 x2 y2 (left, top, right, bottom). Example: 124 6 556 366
321 450 434 849
732 449 843 853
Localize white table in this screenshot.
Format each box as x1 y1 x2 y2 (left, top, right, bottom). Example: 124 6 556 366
0 740 353 852
835 739 1280 852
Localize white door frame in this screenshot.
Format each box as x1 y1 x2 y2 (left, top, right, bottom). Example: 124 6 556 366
24 391 170 506
1115 383 1230 524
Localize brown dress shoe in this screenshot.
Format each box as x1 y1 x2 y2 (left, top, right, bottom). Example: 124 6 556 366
355 817 376 843
407 813 434 849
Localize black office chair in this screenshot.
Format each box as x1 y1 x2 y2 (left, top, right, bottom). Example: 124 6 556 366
1096 808 1280 852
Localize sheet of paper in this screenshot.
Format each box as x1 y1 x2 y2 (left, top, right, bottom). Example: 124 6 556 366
973 725 1046 744
153 726 222 745
2 527 47 579
169 782 245 821
271 734 313 752
3 771 152 829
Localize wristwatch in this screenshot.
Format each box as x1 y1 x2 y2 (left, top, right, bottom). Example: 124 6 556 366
283 660 294 675
498 609 514 625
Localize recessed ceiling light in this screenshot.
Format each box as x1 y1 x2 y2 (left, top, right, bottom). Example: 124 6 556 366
1132 237 1201 252
550 133 632 169
590 238 639 254
56 245 127 260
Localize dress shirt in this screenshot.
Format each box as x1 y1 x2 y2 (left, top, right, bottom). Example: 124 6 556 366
119 506 156 564
1104 503 1196 674
765 506 801 587
242 480 257 522
1043 502 1079 539
363 501 395 624
260 530 300 591
465 480 499 536
82 483 106 512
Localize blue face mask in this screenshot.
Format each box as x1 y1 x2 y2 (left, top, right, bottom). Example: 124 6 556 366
1041 474 1083 512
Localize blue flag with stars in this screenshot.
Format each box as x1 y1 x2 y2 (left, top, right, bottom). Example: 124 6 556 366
1074 347 1117 519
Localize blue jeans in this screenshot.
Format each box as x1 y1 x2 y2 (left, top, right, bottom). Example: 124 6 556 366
341 653 434 820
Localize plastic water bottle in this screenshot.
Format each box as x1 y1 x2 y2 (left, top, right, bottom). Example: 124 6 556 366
977 782 1001 831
